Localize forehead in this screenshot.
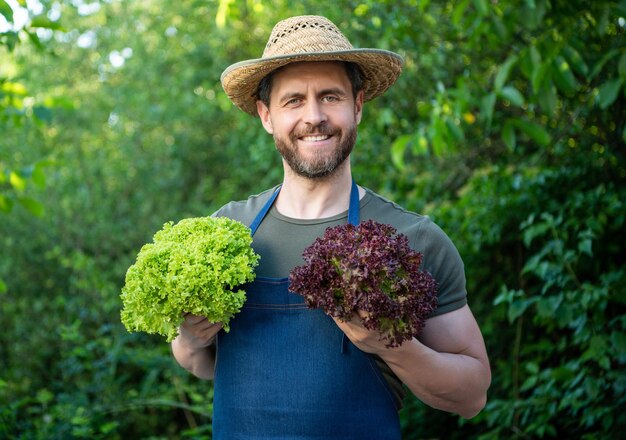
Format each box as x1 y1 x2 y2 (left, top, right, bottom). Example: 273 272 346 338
271 61 351 91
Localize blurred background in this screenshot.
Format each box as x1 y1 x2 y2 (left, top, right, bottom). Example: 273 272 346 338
1 0 625 438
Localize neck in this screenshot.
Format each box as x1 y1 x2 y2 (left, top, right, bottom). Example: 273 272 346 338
275 161 358 219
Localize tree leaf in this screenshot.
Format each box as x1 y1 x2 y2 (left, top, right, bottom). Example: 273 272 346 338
30 16 65 31
0 0 13 22
597 78 624 110
551 57 578 96
481 92 496 128
611 331 626 356
430 118 448 155
0 194 14 213
589 49 620 80
33 106 53 123
472 0 488 16
502 120 516 151
619 53 626 79
411 134 429 156
500 86 525 107
31 164 47 188
531 61 550 94
508 298 530 323
495 55 518 91
445 117 465 142
562 45 589 77
9 171 26 191
391 134 411 170
536 81 558 116
512 118 551 146
17 197 45 217
452 0 470 26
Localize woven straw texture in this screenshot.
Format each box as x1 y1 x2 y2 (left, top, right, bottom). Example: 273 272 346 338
221 15 404 116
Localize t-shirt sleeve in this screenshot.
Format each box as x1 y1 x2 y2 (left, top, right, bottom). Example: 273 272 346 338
412 218 467 317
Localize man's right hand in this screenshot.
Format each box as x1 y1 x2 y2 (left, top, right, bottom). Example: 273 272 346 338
178 313 223 349
171 314 223 379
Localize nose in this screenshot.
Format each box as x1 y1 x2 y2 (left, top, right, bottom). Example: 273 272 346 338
302 99 327 126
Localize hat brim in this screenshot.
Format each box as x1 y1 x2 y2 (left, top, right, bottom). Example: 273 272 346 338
220 49 403 116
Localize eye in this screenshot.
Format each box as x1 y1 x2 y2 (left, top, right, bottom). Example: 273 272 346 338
286 98 301 105
322 95 339 103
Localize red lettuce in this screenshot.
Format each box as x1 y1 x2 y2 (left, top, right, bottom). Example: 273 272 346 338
289 220 438 348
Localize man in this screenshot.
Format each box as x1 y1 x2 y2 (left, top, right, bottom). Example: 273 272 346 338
172 15 491 439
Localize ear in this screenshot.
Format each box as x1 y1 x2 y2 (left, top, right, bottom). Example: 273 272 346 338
354 90 364 125
256 100 274 134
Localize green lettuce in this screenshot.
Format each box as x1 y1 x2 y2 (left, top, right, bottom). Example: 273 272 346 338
120 216 259 341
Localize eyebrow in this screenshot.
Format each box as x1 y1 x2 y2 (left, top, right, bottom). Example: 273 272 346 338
278 87 349 104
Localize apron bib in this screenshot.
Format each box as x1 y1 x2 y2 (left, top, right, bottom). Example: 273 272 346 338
213 182 401 439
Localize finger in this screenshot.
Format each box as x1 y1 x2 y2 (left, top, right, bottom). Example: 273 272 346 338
356 309 370 320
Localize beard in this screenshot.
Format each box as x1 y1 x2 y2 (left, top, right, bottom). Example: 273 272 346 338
274 122 357 180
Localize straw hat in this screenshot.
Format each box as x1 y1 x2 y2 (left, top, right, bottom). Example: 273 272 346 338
220 15 404 116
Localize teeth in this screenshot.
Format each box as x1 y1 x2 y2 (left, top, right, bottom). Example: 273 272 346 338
301 135 330 142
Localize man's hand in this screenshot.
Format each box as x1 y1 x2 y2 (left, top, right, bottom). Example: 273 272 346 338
171 314 222 380
332 310 394 355
178 313 223 349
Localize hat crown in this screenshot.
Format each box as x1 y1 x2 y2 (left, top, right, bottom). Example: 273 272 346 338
263 15 353 58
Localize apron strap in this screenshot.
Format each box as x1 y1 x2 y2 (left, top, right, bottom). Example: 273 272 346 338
249 186 281 236
249 180 360 236
347 180 359 226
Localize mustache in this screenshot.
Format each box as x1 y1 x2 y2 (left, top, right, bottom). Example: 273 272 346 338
292 123 338 138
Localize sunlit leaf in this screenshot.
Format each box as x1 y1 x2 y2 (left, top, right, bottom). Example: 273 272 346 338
2 81 27 95
9 171 26 191
215 0 233 29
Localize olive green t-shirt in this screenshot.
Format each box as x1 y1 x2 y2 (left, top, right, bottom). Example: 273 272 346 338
214 186 468 407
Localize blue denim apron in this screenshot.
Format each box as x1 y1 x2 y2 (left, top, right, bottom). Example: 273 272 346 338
213 182 401 439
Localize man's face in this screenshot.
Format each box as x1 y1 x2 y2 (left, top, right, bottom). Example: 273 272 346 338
256 62 364 179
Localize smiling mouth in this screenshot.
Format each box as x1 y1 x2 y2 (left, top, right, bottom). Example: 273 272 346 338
300 135 331 142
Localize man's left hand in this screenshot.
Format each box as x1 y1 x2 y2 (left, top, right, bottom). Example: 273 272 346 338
332 310 399 355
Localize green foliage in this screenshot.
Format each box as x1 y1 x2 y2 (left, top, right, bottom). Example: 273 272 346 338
120 217 259 341
1 0 624 438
